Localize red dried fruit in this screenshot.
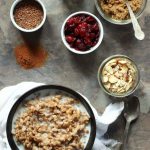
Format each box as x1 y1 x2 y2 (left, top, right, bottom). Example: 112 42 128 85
81 22 88 29
90 33 96 39
67 18 75 26
93 41 97 47
74 28 79 36
87 24 92 33
84 38 92 47
80 15 86 21
64 14 100 51
79 28 86 37
66 35 75 43
92 23 99 32
75 39 86 51
85 33 90 38
85 16 96 23
76 39 82 45
96 31 100 38
74 16 82 24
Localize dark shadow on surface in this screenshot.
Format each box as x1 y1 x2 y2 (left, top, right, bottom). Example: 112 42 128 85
105 113 125 141
20 28 42 45
19 18 53 47
68 46 103 77
63 0 85 12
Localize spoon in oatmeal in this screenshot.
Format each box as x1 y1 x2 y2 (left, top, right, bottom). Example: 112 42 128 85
125 0 145 40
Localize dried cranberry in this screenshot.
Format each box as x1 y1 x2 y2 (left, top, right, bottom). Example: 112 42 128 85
67 18 75 26
64 14 100 52
85 33 90 39
92 23 99 32
80 15 86 21
79 28 86 37
77 22 88 37
66 18 77 30
84 38 92 47
87 24 92 33
74 28 79 36
76 39 82 45
75 39 86 51
92 41 97 47
66 35 75 43
90 33 96 39
74 16 82 24
85 16 96 23
81 22 88 29
96 31 100 38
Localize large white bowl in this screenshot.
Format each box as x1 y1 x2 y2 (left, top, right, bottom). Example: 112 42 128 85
61 11 104 55
10 0 47 32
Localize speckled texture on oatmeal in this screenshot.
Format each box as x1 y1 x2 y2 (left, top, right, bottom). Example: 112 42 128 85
100 0 143 20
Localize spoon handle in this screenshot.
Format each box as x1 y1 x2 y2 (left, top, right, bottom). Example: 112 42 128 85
122 121 131 150
126 1 145 40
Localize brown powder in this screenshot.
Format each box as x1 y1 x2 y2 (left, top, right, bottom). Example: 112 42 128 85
14 43 48 69
14 0 43 29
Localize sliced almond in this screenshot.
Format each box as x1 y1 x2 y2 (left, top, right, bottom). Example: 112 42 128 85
125 84 131 91
114 65 120 72
105 66 113 74
117 87 125 93
121 66 128 74
102 58 136 94
103 76 108 83
109 59 117 64
109 75 118 83
117 80 126 87
102 70 108 75
118 60 127 64
114 71 120 78
104 83 111 89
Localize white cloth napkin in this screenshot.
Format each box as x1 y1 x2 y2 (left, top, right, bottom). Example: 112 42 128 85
0 82 124 150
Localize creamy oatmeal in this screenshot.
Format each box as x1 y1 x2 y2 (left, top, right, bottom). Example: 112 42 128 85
99 0 143 20
12 95 90 150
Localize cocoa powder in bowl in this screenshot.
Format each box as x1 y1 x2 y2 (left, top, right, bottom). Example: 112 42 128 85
13 0 44 30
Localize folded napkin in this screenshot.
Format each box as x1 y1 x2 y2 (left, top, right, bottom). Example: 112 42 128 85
0 82 124 150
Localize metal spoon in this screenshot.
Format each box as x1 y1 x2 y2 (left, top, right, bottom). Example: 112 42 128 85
122 96 140 150
125 0 145 40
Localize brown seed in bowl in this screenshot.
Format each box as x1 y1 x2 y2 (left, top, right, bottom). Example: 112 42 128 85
14 0 44 30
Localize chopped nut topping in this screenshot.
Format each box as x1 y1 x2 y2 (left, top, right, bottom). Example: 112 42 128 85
13 95 90 150
102 57 137 94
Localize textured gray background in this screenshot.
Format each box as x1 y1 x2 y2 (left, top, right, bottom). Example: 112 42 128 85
0 0 150 149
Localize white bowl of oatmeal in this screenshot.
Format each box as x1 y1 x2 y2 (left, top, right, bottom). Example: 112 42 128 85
6 85 96 150
95 0 147 25
98 55 140 97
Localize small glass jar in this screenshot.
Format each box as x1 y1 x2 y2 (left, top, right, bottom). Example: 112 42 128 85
97 55 140 98
94 0 147 25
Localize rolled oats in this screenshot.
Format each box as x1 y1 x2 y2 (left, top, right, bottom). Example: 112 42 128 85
13 95 90 150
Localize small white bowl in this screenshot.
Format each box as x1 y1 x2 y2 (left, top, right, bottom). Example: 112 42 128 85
61 11 104 55
10 0 46 32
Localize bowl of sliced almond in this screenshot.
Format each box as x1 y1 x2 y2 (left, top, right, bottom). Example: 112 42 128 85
98 55 140 98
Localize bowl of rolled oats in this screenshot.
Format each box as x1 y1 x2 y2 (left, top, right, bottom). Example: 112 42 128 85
94 0 147 25
98 55 140 97
6 85 96 150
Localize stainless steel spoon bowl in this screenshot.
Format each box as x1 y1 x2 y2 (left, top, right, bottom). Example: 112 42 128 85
122 96 140 150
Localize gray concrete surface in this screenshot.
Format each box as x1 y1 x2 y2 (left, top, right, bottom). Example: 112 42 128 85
0 0 150 149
